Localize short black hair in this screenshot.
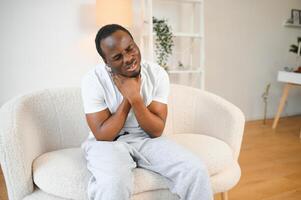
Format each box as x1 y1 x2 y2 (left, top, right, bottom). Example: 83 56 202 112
95 24 133 60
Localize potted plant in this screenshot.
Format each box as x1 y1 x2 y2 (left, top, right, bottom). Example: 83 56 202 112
289 36 301 73
289 36 301 54
152 17 174 70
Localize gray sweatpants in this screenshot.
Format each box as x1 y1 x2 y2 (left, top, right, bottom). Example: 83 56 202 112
81 131 213 200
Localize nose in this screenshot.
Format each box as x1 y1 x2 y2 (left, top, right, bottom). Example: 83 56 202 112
124 53 134 65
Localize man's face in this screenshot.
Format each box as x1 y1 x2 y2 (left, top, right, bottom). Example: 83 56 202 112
100 30 141 77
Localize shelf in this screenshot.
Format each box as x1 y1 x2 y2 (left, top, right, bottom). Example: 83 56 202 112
283 22 301 28
167 69 202 74
152 32 202 38
144 0 205 89
156 0 202 3
173 32 203 38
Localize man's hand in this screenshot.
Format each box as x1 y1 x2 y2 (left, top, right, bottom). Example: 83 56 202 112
112 73 167 138
112 73 141 104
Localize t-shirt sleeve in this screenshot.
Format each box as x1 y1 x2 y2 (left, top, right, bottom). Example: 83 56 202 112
81 73 108 114
152 68 170 104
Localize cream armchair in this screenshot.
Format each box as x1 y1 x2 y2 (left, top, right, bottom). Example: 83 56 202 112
0 84 245 200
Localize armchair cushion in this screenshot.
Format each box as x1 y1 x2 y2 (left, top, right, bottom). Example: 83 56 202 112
33 134 234 200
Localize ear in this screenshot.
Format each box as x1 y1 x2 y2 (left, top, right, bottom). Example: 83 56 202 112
101 55 107 64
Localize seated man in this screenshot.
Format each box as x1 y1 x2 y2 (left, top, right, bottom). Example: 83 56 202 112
81 24 213 200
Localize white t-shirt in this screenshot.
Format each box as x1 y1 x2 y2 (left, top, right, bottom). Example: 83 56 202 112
81 60 170 139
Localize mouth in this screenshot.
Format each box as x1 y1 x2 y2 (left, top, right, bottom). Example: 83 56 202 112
125 60 138 72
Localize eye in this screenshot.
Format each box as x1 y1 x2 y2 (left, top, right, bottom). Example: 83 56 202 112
113 55 122 61
126 45 134 52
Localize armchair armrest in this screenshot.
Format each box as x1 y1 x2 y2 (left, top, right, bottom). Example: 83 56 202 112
168 84 245 160
0 94 51 200
193 90 245 160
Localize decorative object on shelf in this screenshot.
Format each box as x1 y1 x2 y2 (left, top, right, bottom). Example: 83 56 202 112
289 36 301 69
284 66 295 72
152 16 174 70
178 61 184 68
284 9 301 27
291 9 301 25
294 66 301 73
285 18 294 24
261 83 271 125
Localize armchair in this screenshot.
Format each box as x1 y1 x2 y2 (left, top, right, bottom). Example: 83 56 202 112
0 84 245 200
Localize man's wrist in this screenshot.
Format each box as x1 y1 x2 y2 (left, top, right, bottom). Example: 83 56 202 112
128 94 143 106
121 98 131 112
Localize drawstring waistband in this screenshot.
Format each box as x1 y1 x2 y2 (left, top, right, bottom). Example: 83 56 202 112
113 131 130 141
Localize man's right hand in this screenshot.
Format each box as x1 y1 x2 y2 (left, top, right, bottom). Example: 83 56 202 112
112 73 141 104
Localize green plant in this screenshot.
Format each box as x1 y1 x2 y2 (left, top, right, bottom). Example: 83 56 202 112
152 17 174 69
289 36 301 68
289 37 301 54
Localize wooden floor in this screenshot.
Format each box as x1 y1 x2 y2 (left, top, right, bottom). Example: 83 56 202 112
0 115 300 200
215 115 301 200
0 164 7 200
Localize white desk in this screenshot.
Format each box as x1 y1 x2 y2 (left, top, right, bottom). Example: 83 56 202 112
272 71 301 129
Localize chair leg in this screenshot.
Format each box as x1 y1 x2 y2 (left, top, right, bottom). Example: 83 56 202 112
221 191 228 200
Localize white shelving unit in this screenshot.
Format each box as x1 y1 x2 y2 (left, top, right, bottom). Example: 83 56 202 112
283 22 301 28
140 0 205 89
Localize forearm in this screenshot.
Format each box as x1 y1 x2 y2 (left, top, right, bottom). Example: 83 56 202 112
130 97 165 138
95 99 131 141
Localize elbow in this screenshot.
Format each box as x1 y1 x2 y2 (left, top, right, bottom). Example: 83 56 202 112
93 129 115 141
95 136 114 142
151 133 163 138
149 123 165 138
149 129 164 138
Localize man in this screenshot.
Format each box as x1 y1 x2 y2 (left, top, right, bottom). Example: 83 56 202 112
81 24 213 200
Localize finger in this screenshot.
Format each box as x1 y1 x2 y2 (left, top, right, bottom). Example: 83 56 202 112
112 75 119 85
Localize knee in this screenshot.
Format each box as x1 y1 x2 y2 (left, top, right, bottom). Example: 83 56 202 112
186 155 208 175
97 171 133 189
90 171 133 200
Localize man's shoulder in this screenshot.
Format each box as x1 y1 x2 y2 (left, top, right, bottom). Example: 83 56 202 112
141 60 167 76
142 60 161 69
81 68 96 86
81 63 106 86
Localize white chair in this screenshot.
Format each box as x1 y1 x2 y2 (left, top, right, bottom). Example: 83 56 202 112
0 84 245 200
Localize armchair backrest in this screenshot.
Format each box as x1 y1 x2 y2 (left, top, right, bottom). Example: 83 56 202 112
1 84 244 154
9 88 89 152
165 84 245 160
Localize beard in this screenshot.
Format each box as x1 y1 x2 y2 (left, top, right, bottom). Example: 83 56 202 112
127 67 141 78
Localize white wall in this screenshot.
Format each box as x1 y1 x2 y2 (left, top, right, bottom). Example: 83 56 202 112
204 0 301 120
0 0 300 121
0 0 100 105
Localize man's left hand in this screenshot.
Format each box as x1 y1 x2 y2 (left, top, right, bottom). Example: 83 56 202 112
112 73 141 104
